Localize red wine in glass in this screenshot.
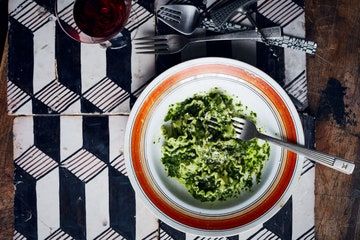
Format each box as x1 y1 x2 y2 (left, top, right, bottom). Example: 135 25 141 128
73 0 129 39
55 0 131 47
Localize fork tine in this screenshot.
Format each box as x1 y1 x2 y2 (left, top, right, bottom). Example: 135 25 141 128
232 122 244 131
159 6 182 16
134 35 168 41
134 40 168 46
158 8 181 17
208 118 218 126
135 45 168 50
233 126 243 134
158 8 181 20
207 118 220 130
158 10 181 19
232 118 245 132
232 117 246 125
158 13 181 23
136 50 170 54
136 51 156 54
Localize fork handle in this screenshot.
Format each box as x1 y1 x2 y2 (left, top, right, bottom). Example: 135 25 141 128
258 133 355 175
189 27 282 43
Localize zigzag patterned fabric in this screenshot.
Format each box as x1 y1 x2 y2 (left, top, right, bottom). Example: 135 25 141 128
9 0 315 239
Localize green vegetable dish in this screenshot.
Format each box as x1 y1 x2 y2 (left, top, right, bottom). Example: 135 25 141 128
160 88 270 202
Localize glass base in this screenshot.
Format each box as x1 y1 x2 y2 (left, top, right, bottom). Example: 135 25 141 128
100 32 130 49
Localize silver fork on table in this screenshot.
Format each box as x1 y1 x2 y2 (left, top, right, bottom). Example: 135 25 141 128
211 117 355 175
134 27 282 54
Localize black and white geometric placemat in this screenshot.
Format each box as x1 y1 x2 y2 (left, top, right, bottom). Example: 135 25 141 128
9 0 315 239
8 0 155 114
13 115 314 240
7 0 308 115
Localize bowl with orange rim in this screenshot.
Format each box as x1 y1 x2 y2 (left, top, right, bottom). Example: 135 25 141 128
124 57 304 236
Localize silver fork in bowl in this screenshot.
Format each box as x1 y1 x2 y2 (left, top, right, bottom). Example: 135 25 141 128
224 117 354 175
134 27 282 54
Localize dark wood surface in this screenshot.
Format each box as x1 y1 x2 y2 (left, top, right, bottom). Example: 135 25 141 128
0 43 14 239
307 0 360 239
0 0 359 239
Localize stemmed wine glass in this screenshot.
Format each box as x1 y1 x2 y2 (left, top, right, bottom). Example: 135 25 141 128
55 0 132 48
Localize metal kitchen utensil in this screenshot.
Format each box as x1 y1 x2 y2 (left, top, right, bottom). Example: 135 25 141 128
210 0 281 58
157 4 249 35
157 8 317 54
210 0 257 26
267 36 317 54
157 4 317 54
225 117 355 175
157 5 202 35
134 26 282 54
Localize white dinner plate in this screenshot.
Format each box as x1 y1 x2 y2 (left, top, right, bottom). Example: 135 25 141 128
124 57 304 236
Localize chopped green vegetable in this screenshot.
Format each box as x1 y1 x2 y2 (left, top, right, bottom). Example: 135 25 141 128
161 88 270 202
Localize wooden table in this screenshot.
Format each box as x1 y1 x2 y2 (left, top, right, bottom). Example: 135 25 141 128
1 0 359 239
306 0 360 239
0 41 14 239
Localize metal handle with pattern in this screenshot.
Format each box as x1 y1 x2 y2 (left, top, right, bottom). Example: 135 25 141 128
190 27 282 43
267 36 318 55
200 19 318 54
200 18 249 33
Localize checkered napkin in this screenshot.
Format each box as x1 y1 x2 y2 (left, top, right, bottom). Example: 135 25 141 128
9 0 315 239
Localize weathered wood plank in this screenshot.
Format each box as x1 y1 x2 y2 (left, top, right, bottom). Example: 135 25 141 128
0 42 14 239
306 0 360 239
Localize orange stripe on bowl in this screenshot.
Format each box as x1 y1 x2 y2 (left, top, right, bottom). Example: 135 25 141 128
131 64 297 230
